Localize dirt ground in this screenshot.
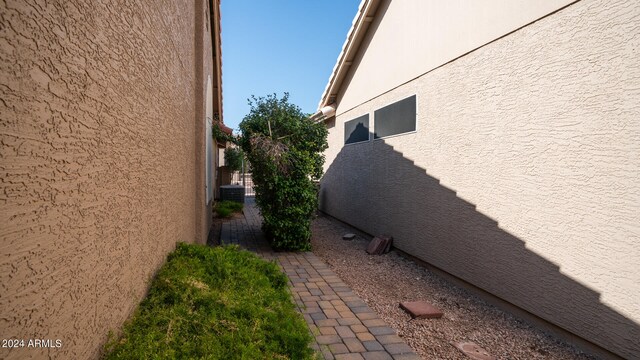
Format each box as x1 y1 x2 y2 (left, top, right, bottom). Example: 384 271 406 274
310 213 599 360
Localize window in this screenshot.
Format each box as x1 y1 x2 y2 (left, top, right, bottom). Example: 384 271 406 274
374 95 416 139
344 114 370 145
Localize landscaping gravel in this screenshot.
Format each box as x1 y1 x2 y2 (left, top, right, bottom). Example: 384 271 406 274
310 213 600 360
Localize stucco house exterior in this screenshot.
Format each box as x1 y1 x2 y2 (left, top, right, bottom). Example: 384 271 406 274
314 0 639 358
0 0 229 358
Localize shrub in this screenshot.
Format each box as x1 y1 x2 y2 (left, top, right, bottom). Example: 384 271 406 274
224 147 244 172
239 93 328 251
103 243 314 359
214 200 243 218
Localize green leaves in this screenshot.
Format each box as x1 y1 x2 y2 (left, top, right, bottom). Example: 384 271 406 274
212 122 236 144
103 244 314 359
214 200 243 218
239 93 328 251
223 147 244 172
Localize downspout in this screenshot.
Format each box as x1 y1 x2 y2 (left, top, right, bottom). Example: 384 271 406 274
310 104 337 123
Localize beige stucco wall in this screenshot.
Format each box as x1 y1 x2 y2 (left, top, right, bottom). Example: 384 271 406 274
320 0 639 358
0 0 215 358
337 0 575 113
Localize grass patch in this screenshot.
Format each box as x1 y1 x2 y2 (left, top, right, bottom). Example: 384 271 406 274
215 200 244 218
104 243 314 359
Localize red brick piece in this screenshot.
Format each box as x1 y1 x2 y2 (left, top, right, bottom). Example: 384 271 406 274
366 235 393 255
453 341 495 360
366 237 383 254
399 301 443 319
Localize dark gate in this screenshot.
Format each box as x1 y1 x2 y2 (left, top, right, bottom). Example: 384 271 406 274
231 171 255 197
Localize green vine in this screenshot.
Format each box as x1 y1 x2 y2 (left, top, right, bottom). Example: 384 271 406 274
212 117 237 144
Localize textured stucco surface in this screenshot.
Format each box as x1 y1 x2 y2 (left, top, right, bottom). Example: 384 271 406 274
195 0 215 244
320 0 639 358
335 0 575 113
1 0 214 358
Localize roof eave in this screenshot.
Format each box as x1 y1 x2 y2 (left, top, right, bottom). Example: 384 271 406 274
317 0 381 111
211 0 225 125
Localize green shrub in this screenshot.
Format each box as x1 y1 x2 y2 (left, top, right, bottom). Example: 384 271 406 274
103 243 314 359
239 93 328 251
215 200 243 218
224 147 244 172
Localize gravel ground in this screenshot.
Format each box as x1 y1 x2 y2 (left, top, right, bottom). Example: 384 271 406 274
310 213 599 360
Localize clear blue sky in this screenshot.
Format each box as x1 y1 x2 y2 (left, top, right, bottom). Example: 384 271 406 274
220 0 361 131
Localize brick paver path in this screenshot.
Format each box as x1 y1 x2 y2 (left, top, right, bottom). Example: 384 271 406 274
220 198 421 360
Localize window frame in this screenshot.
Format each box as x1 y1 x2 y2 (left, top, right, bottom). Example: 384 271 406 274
373 94 417 140
343 113 371 146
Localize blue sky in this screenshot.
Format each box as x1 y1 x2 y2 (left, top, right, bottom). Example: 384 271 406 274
220 0 361 131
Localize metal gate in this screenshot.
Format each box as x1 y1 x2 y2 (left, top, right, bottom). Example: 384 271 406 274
230 171 255 197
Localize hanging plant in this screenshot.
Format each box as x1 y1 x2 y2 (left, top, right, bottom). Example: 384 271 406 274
211 114 237 144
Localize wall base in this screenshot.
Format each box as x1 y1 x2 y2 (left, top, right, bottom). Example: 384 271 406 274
318 210 622 360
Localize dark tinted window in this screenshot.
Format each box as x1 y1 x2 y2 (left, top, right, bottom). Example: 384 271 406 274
344 114 370 144
374 95 416 139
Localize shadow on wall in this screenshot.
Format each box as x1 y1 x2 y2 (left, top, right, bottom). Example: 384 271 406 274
319 134 638 359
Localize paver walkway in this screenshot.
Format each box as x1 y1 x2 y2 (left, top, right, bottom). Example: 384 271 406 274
220 198 421 360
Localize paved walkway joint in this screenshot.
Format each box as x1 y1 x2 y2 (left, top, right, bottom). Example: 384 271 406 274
220 198 421 360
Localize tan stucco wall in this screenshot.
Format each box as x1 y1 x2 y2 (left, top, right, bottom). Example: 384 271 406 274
0 1 215 359
320 0 639 358
195 0 215 243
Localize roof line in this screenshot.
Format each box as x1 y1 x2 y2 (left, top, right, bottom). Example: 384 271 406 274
317 0 381 111
211 0 224 125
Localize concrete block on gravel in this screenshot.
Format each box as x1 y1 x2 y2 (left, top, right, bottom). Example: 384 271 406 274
399 301 443 319
366 235 393 255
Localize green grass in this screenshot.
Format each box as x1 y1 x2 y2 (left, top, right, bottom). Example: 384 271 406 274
215 200 244 218
103 243 314 360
